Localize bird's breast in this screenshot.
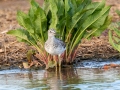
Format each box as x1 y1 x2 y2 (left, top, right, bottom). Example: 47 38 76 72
45 41 65 55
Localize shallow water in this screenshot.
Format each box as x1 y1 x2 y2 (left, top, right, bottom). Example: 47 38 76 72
1 59 120 90
0 67 120 90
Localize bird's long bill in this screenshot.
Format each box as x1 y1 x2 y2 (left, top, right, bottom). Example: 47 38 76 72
55 34 62 38
55 33 60 36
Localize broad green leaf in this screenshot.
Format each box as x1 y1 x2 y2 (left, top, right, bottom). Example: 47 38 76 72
114 28 120 37
7 29 38 47
89 9 110 29
108 8 120 53
49 0 58 29
71 5 110 51
65 0 71 16
34 7 47 42
57 0 64 17
17 11 34 33
116 10 120 16
86 16 111 39
109 30 120 52
43 0 50 15
113 36 120 44
29 0 40 21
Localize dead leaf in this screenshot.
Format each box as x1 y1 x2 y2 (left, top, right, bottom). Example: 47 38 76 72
0 49 4 53
22 62 30 69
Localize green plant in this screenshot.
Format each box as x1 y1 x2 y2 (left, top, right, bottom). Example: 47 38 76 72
7 0 111 69
109 10 120 52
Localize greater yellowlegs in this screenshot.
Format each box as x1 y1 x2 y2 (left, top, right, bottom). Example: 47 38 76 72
44 29 66 67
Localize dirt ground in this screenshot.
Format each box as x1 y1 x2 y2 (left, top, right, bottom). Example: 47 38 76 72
0 0 120 69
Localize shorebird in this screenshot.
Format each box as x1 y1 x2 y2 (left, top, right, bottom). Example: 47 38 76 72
44 29 66 68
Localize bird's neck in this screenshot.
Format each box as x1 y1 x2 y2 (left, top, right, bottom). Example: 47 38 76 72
48 36 56 41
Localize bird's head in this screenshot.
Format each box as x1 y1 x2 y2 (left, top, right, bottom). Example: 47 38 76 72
48 29 56 37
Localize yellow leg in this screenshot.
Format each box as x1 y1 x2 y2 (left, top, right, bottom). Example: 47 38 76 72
58 54 61 67
58 54 61 74
55 60 57 72
58 54 62 80
53 55 58 72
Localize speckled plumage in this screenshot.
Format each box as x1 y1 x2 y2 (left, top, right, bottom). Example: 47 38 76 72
44 29 66 55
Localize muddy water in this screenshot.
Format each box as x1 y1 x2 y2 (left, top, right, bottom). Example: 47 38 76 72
0 67 120 90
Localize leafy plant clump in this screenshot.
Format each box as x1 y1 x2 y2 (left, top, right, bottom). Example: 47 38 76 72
7 0 111 69
109 10 120 52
